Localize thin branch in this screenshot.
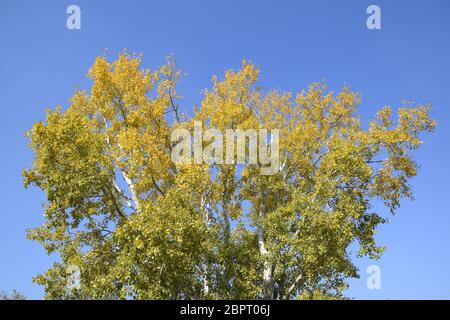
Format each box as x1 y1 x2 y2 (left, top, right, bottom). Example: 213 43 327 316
102 186 125 218
168 92 181 123
151 176 166 197
284 273 303 299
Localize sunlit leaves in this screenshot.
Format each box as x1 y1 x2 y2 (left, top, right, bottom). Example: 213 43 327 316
24 53 435 299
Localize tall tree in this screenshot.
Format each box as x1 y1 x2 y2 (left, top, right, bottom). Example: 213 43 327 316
24 53 435 299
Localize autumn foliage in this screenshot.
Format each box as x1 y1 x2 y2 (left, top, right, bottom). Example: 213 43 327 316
24 53 435 299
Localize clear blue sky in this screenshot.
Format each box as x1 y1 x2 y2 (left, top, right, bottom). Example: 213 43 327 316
0 0 449 299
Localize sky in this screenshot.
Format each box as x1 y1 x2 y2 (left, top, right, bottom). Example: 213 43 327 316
0 0 449 299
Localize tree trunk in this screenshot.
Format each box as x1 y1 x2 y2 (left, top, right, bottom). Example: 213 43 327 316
258 195 274 299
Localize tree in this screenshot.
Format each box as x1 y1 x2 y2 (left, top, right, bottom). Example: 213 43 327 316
24 53 435 299
0 289 26 300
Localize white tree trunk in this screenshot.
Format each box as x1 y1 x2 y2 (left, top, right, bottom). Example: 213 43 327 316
258 196 274 299
121 170 140 212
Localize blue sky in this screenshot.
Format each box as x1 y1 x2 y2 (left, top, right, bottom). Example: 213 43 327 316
0 0 449 299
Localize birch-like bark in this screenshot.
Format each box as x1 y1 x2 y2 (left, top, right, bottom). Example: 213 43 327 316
121 169 141 212
103 116 141 212
258 194 274 299
200 196 210 296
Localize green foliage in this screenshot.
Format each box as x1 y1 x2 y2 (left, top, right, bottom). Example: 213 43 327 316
24 53 435 299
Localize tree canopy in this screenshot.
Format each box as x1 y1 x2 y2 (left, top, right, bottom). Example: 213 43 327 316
24 53 435 299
